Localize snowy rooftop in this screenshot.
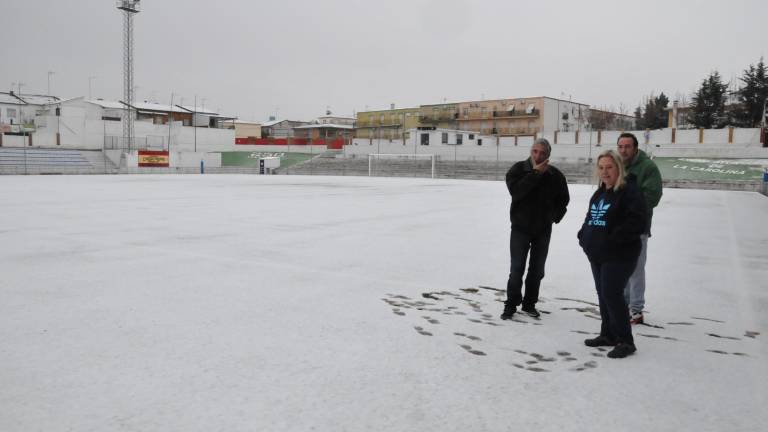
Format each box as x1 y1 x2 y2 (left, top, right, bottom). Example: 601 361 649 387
176 105 219 115
294 123 355 129
0 175 766 431
84 99 125 110
132 101 192 114
0 92 24 105
17 94 60 105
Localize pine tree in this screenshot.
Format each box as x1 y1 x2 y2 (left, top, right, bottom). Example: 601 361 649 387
737 58 768 127
654 93 670 128
689 72 729 128
634 105 645 130
638 92 669 129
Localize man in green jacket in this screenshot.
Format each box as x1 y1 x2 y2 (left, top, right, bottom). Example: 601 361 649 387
617 132 662 324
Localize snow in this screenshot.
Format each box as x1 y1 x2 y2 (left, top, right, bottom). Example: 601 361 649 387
294 123 355 129
84 99 125 110
0 175 766 431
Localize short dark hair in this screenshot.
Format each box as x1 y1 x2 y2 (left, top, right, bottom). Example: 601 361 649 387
617 132 638 148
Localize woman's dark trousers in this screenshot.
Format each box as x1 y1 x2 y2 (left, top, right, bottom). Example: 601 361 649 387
589 259 638 345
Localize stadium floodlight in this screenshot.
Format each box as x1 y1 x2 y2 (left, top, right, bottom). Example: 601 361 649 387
368 153 436 179
117 1 140 151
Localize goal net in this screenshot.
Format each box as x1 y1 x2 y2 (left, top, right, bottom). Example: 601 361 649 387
368 154 436 178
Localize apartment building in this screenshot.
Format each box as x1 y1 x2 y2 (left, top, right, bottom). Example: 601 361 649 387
457 97 589 136
355 107 420 140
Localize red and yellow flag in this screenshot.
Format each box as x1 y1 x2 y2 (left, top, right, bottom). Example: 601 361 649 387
138 150 169 167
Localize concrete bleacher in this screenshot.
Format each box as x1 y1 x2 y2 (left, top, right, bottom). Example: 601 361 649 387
0 148 118 175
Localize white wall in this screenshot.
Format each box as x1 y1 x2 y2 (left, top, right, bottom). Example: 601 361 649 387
229 144 327 154
733 128 761 145
0 135 29 147
676 130 699 145
348 127 767 161
703 129 729 145
171 152 221 168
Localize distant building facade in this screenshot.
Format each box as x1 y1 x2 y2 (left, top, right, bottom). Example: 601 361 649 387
354 97 591 139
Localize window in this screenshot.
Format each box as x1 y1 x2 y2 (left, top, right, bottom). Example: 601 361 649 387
7 108 17 119
477 139 482 146
420 133 430 145
469 134 474 140
442 132 448 144
456 134 463 145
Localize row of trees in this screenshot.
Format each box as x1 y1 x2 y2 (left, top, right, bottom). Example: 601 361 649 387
634 58 768 129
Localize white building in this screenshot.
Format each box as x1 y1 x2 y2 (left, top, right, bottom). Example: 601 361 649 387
30 98 236 152
0 92 59 132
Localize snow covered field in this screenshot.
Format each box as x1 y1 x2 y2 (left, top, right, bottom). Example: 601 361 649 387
1 174 766 431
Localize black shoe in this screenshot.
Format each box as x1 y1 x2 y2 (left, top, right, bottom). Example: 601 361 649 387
584 335 617 347
521 304 540 318
500 302 516 320
607 343 637 359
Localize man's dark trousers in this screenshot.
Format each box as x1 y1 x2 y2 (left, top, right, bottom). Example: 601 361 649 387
506 225 551 308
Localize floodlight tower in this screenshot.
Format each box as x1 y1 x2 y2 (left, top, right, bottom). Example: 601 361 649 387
117 0 140 151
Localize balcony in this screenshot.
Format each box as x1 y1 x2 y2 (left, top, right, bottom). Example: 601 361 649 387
419 114 458 124
458 108 539 120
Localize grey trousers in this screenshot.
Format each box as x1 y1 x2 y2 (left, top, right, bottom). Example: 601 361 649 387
624 234 648 313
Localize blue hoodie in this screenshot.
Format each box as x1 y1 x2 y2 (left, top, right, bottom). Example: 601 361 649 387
577 176 647 263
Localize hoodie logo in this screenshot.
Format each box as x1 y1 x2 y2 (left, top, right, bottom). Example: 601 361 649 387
588 199 610 226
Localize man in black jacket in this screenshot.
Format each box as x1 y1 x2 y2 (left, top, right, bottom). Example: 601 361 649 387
501 138 570 319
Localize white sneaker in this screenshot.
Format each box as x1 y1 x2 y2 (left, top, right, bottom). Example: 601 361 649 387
630 311 644 325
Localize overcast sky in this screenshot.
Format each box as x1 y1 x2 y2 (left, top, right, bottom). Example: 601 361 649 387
1 0 766 121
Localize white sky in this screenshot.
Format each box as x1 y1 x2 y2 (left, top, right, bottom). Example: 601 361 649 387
1 175 766 430
1 0 766 121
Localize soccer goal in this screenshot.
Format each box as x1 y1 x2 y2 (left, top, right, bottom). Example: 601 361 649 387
368 154 436 178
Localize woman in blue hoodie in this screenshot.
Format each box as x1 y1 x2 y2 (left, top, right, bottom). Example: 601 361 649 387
578 150 647 359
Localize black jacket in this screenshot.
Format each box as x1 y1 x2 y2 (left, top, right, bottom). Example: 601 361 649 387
505 159 570 235
577 177 647 263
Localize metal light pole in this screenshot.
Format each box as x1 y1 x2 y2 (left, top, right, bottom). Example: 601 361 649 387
47 71 54 95
117 0 140 151
168 92 174 151
88 76 96 99
194 94 197 152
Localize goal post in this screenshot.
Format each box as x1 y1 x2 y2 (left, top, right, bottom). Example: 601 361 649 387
368 153 436 178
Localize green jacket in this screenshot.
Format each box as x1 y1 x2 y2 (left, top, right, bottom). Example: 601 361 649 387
626 150 662 234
